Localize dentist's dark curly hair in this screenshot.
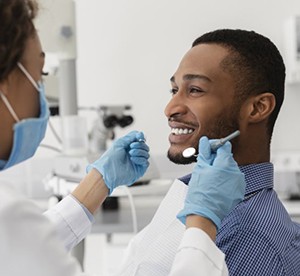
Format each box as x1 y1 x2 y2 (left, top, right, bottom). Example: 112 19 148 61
0 0 38 82
192 29 285 139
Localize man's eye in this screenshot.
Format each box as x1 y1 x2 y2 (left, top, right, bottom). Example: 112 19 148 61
189 87 204 94
42 71 49 76
169 88 178 95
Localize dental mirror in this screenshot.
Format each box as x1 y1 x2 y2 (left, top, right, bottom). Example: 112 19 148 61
182 147 197 158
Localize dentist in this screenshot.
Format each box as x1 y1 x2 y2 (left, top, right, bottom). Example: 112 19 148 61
0 1 149 275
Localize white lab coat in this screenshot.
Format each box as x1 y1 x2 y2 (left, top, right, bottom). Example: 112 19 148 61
0 179 228 276
0 183 82 276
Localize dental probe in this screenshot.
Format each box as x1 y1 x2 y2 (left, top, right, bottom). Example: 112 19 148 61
182 130 240 158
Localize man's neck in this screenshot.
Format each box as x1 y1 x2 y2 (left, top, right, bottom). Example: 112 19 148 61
233 132 270 165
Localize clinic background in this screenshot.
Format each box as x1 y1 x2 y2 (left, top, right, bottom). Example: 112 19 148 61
50 0 300 155
75 0 299 155
2 0 300 198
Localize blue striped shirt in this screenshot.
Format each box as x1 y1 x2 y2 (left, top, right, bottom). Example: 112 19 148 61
180 163 300 275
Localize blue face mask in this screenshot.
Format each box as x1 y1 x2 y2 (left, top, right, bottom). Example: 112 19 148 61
0 63 50 170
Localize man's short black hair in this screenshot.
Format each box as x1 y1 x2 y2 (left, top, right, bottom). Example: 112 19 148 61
192 29 285 139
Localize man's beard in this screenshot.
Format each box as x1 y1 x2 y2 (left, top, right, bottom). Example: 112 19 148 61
167 110 240 165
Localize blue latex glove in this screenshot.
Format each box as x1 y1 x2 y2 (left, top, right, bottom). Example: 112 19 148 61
177 136 246 229
87 131 150 194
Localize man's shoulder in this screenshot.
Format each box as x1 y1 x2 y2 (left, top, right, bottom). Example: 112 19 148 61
217 188 300 253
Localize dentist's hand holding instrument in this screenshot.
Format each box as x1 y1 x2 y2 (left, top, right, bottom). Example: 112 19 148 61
177 136 246 229
87 130 150 195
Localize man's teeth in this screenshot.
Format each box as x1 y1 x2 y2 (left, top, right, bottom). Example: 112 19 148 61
171 128 194 135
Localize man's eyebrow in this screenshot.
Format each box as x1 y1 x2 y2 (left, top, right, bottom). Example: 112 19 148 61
40 51 45 58
170 74 211 83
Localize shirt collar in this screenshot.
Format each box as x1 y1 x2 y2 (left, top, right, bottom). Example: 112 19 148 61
179 162 274 196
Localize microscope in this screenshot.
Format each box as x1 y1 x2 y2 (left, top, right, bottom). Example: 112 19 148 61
88 105 134 160
49 104 134 184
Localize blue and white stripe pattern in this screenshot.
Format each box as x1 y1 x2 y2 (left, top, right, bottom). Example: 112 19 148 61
179 163 300 275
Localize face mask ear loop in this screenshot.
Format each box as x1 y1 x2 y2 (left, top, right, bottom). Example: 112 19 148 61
0 93 20 122
17 62 39 91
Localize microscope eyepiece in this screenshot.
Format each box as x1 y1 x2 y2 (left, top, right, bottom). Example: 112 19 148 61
103 115 118 128
118 115 134 128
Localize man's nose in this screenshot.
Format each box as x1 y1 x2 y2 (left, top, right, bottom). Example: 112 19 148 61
164 92 187 119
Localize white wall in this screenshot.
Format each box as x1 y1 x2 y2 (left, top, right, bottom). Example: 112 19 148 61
70 0 300 157
35 0 300 158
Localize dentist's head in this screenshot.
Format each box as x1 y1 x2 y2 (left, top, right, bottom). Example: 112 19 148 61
0 0 49 170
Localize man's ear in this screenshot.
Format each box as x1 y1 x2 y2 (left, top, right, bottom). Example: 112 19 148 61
244 93 276 123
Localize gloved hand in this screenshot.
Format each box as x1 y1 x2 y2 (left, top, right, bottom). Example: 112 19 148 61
87 131 150 194
177 136 246 229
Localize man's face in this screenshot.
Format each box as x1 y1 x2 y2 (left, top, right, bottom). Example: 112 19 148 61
164 43 240 164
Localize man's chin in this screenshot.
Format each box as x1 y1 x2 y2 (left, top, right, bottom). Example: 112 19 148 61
167 150 196 165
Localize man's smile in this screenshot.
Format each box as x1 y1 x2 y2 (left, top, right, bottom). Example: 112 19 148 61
168 121 199 144
171 127 194 135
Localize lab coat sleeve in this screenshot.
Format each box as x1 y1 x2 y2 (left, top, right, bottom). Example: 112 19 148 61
44 195 92 251
0 185 84 276
169 227 228 276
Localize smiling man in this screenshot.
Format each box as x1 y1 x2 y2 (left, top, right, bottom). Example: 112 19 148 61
112 29 300 276
165 34 278 167
166 43 240 165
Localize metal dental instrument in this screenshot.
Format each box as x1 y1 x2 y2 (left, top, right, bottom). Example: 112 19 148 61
182 130 240 158
210 130 240 151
